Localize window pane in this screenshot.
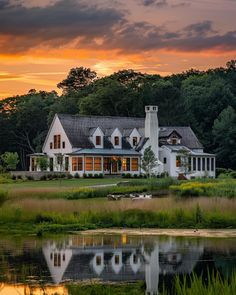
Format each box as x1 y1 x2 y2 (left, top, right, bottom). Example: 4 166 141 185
207 158 210 171
122 158 130 171
85 157 93 171
197 158 201 171
176 156 181 168
202 158 205 170
133 137 138 146
131 158 138 171
94 157 101 171
96 136 101 145
114 136 119 145
193 157 196 171
72 157 83 171
211 158 214 171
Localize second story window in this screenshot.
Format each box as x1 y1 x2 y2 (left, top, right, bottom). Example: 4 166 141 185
114 136 119 146
53 134 61 149
132 137 138 146
50 142 53 149
62 141 65 149
96 136 101 145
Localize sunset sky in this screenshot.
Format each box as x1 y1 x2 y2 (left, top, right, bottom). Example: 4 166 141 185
0 0 236 98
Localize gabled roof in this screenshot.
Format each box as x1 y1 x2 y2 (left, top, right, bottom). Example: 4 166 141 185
56 114 203 150
57 114 144 148
159 127 203 149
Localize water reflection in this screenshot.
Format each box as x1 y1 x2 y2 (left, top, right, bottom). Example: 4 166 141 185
0 234 236 294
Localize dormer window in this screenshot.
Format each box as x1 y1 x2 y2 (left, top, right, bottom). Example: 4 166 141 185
133 137 138 146
171 138 177 145
114 136 119 146
96 136 101 145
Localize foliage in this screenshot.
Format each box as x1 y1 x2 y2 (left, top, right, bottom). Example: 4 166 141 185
67 282 145 295
0 190 8 206
36 156 48 171
170 179 236 198
1 152 19 171
140 147 158 176
57 67 97 95
213 106 236 169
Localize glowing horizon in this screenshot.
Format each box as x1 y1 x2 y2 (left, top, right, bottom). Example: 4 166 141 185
0 0 236 98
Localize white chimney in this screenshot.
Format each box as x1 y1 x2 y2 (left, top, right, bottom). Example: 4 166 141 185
145 105 159 159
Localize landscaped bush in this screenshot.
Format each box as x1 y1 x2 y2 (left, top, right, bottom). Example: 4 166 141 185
74 173 80 178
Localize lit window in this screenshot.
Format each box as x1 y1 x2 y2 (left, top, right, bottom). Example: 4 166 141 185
53 135 61 149
122 158 130 171
114 136 119 146
132 137 138 146
131 158 138 171
85 157 93 171
72 157 83 171
94 157 101 171
96 136 101 145
176 156 181 167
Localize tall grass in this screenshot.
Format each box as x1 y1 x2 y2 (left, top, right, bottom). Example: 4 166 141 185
66 273 236 295
164 272 236 295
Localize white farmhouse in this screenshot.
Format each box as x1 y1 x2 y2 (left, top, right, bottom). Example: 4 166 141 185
29 105 215 178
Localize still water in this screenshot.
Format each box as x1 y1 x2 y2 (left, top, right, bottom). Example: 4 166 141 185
0 233 236 294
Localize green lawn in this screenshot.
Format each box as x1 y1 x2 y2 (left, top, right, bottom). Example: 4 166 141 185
1 177 122 191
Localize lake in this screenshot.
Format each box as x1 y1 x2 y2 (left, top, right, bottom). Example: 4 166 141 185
0 233 236 294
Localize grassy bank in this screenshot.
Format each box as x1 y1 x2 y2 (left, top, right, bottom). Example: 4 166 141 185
1 197 236 234
66 272 236 295
1 177 236 234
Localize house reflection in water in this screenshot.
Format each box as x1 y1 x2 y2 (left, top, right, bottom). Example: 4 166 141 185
43 235 204 294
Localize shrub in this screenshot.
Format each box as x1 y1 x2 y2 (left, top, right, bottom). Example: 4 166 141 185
17 175 22 180
26 176 34 181
67 173 73 179
98 173 104 178
83 173 88 178
40 175 47 181
74 173 80 178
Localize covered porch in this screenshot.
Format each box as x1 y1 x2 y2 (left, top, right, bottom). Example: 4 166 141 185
69 148 141 176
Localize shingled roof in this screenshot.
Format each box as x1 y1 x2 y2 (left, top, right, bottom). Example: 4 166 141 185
57 114 203 149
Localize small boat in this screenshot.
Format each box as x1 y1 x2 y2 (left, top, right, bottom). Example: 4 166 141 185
107 194 122 201
130 194 152 200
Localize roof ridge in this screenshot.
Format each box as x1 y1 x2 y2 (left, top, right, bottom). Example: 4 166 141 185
57 113 145 120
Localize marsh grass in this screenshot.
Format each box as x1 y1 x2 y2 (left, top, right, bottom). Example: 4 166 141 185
66 272 236 295
1 196 236 234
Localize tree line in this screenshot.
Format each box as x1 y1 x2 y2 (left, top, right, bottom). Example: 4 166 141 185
1 61 236 170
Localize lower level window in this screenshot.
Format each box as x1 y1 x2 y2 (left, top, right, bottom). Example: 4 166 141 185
72 157 83 171
131 158 138 171
85 157 93 171
122 158 130 171
94 157 102 171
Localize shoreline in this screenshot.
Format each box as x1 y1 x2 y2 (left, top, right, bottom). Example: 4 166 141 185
79 228 236 238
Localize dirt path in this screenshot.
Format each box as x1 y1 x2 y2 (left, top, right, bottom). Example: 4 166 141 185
79 228 236 238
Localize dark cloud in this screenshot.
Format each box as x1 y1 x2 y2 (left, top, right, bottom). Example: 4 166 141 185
140 0 168 7
0 0 235 55
183 21 218 37
0 0 125 52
